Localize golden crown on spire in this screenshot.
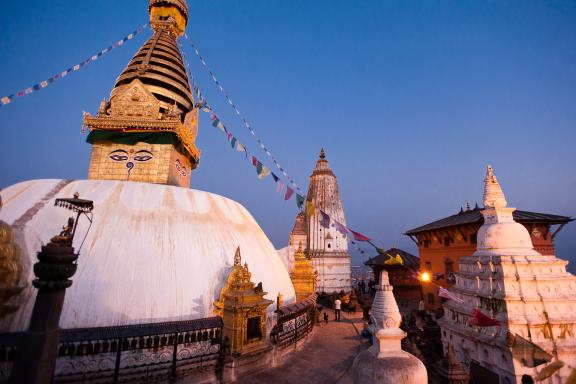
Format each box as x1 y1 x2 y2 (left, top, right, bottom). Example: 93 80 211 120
149 0 189 36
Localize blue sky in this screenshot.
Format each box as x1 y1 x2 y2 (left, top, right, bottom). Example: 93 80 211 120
1 0 575 270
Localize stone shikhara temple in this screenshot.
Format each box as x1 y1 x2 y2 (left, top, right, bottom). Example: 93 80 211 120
439 166 576 383
288 149 352 293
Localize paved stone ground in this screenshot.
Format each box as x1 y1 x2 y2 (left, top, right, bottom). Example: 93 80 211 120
239 309 370 384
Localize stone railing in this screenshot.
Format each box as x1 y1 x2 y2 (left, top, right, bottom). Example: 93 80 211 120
274 294 317 350
0 317 223 383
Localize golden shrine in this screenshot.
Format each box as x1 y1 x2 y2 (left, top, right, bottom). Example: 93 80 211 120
83 0 200 187
214 247 273 355
290 243 317 302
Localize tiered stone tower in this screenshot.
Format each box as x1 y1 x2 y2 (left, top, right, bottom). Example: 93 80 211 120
83 0 200 187
438 166 576 383
300 149 351 293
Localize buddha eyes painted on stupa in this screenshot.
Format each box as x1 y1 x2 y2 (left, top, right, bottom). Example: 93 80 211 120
108 149 153 163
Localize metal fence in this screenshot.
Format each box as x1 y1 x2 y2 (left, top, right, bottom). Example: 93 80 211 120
0 317 223 383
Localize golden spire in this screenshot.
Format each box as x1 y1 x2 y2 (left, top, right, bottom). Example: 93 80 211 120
149 0 189 36
83 0 200 187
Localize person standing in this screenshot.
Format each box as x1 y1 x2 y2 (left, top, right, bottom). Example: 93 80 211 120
334 297 342 321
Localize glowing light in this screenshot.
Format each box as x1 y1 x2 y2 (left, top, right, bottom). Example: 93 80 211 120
420 272 431 282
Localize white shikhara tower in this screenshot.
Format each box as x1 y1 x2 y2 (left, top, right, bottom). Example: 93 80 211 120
438 166 576 383
305 149 351 293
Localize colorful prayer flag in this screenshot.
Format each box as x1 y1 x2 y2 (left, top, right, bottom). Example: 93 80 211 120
271 173 279 183
334 220 348 236
468 308 501 327
258 165 270 180
276 180 284 193
236 142 246 155
506 332 552 368
438 287 464 303
284 187 294 201
384 253 403 266
230 137 237 149
252 156 259 167
349 228 370 242
296 194 305 209
535 361 564 381
306 201 317 217
320 210 330 228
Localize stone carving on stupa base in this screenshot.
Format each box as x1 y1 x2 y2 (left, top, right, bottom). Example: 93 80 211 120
214 247 274 355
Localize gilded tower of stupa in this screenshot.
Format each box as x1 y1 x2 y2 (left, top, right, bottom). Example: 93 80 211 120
438 166 576 383
303 149 351 293
83 0 200 187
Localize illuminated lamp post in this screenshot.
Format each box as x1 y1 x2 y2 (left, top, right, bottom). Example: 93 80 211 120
12 193 93 384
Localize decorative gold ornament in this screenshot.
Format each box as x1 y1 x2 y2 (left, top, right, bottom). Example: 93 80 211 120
290 242 317 302
0 220 24 319
214 247 273 354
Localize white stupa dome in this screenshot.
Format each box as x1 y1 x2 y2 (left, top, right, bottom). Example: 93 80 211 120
475 220 538 256
0 179 295 332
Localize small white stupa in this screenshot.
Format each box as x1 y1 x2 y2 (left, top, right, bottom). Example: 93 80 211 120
351 268 427 384
439 165 576 383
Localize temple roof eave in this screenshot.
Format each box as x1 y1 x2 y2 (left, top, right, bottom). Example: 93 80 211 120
404 208 573 236
83 114 200 162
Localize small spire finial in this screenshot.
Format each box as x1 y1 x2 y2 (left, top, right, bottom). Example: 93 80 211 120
234 246 241 266
466 202 471 211
483 165 507 208
319 148 326 159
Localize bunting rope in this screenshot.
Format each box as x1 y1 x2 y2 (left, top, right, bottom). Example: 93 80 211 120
178 40 378 251
0 23 148 108
182 33 303 194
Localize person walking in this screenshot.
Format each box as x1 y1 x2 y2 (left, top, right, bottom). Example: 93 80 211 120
334 297 342 322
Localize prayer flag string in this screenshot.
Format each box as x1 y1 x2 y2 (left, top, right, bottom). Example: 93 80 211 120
0 23 148 108
178 40 376 253
182 33 303 194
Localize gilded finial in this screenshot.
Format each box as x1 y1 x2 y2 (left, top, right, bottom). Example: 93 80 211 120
149 0 189 36
319 148 326 159
234 246 241 266
483 165 507 208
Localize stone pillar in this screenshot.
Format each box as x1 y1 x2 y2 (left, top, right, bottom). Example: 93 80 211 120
11 230 78 383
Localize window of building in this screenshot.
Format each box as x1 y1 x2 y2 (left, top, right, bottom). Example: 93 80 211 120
246 317 262 340
471 233 477 244
443 237 451 247
445 258 455 283
427 293 435 305
425 261 432 271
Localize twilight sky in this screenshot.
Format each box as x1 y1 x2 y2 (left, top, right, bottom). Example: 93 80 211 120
1 0 575 270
